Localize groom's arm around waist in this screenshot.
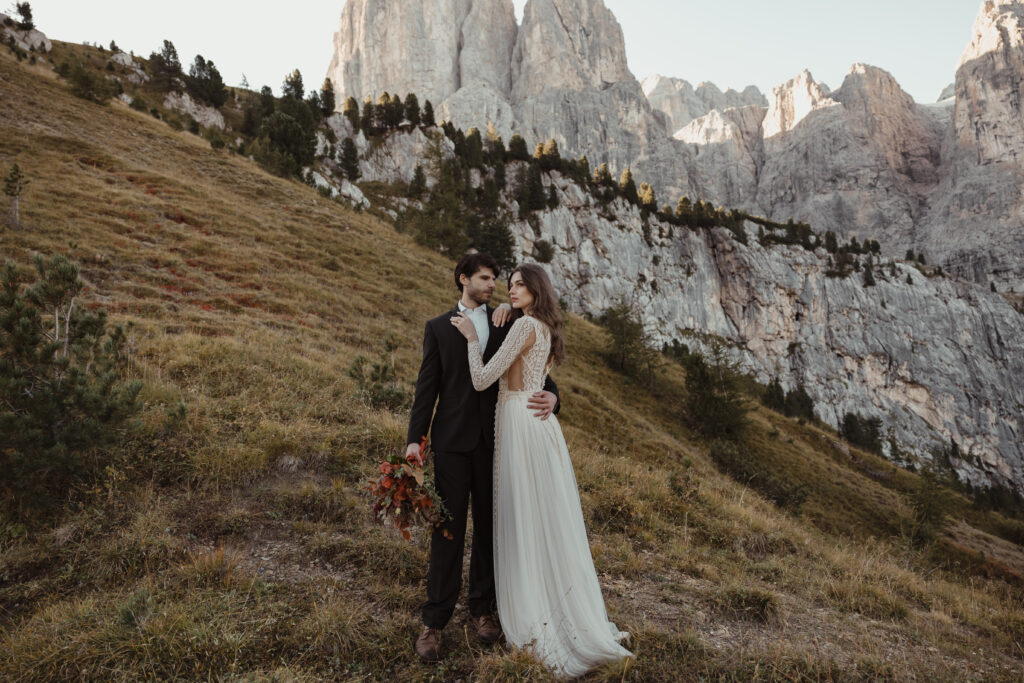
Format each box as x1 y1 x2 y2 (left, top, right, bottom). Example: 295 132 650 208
407 320 442 445
543 375 561 415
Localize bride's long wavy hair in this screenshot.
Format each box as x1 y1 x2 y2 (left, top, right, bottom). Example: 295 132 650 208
509 263 566 366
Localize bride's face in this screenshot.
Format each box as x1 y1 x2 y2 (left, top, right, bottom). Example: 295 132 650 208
508 272 535 312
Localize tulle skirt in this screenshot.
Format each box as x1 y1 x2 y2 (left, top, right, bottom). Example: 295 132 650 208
494 391 632 678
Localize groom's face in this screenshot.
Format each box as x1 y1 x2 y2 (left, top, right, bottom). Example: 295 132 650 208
461 267 496 306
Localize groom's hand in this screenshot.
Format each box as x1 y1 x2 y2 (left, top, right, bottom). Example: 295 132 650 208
528 390 557 421
406 442 424 465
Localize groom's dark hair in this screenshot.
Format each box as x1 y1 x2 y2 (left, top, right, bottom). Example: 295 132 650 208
454 252 499 292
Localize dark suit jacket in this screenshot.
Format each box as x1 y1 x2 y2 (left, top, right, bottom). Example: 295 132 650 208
407 305 560 453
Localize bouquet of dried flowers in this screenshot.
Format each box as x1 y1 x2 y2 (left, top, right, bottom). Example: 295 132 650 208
368 437 451 540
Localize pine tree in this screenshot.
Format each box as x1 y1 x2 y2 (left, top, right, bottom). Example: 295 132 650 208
539 139 561 170
408 164 426 198
185 55 227 108
422 99 435 127
149 40 182 92
361 98 376 135
388 93 404 127
484 121 505 164
342 96 360 131
282 69 304 100
761 377 786 414
404 93 420 126
571 155 590 185
508 134 529 161
547 184 559 209
638 182 656 211
619 168 638 204
14 2 34 30
600 297 658 386
675 195 691 222
825 230 838 253
3 163 27 229
593 163 613 186
682 341 748 440
526 164 546 213
1 255 142 508
862 261 876 287
464 127 484 168
319 79 336 117
783 384 815 420
340 137 360 181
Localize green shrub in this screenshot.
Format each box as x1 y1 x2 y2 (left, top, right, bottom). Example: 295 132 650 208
840 411 883 455
347 333 410 412
533 239 554 263
1 256 142 514
67 62 114 103
708 440 808 511
681 342 748 441
599 297 658 386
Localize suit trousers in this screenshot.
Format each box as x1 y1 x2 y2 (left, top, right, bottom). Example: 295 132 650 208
421 437 496 628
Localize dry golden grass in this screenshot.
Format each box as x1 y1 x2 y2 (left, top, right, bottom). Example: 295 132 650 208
1 45 1023 680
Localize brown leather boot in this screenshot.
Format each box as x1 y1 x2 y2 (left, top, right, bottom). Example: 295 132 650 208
471 613 502 644
415 626 442 662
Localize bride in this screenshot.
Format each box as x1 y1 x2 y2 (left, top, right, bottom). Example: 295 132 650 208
451 263 633 678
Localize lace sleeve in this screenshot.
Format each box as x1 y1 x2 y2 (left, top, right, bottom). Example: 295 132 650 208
467 317 536 391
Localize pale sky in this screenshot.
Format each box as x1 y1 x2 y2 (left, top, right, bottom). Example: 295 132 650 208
29 1 980 103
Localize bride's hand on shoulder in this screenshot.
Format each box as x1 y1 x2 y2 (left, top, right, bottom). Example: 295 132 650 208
450 312 478 341
492 303 512 327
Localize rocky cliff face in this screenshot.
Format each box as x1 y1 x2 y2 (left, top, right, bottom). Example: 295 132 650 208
323 0 1024 490
328 0 661 170
922 0 1024 289
327 0 1024 292
504 171 1024 494
509 0 662 172
326 0 473 106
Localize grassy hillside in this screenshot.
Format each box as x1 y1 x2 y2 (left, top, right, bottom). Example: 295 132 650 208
2 45 1024 681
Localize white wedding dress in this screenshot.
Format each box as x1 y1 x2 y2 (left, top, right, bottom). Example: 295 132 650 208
467 315 633 678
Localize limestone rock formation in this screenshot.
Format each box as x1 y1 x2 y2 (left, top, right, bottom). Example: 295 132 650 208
326 0 473 107
328 0 662 172
643 74 766 134
509 0 663 172
506 174 1024 494
922 0 1024 288
511 0 633 100
754 65 943 255
673 105 765 206
325 0 1024 289
163 92 225 130
0 12 51 53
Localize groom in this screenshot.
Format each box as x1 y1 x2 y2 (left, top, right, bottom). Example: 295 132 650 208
406 252 560 662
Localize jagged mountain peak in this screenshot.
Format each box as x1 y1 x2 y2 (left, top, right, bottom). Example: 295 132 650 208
511 0 634 101
762 69 835 137
959 0 1024 68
